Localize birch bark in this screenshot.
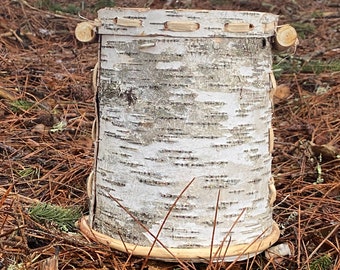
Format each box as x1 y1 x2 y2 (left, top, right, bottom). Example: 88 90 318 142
91 8 279 252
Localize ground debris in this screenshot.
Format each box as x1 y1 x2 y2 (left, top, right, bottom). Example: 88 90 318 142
0 0 339 269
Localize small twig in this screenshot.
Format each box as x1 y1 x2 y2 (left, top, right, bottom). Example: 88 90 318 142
0 28 25 46
108 194 189 270
306 224 340 261
0 225 26 238
215 208 246 262
302 239 310 269
0 187 40 205
0 31 14 38
142 178 196 269
15 0 81 20
297 204 301 269
209 189 220 266
226 226 270 270
273 194 290 209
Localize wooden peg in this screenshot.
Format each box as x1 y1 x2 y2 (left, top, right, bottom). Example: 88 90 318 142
75 21 97 42
274 24 298 51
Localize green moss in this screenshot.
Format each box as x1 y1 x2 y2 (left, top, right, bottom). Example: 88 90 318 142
93 0 115 11
35 0 81 14
301 59 340 74
62 4 81 14
311 11 324 18
272 54 301 78
273 55 340 79
35 0 115 14
36 0 61 11
210 0 229 5
291 22 316 39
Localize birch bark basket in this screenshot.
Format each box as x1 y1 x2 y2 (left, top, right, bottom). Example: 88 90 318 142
81 8 281 262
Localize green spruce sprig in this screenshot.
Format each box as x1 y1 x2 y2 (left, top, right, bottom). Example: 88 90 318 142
310 254 333 270
28 203 81 232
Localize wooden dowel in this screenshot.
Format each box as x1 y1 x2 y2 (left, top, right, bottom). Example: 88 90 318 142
164 21 200 32
274 24 298 51
114 17 143 27
224 22 254 33
75 21 97 43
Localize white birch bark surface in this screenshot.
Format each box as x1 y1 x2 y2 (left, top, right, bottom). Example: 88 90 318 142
91 8 279 251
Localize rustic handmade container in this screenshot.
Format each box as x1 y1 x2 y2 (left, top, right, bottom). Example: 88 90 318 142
80 8 282 262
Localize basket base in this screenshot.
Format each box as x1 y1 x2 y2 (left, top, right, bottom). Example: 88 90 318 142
79 216 280 262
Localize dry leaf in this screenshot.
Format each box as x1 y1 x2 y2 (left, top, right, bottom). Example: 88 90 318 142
40 255 58 270
273 84 291 104
0 86 20 101
310 142 339 161
265 242 293 264
32 123 48 134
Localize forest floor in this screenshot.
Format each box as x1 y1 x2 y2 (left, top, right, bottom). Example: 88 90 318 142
0 0 339 269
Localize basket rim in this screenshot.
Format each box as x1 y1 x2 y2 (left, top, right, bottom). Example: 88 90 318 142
79 215 280 262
